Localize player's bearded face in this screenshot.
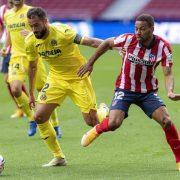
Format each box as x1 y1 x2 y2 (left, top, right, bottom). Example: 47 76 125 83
135 21 153 43
34 25 47 39
29 18 48 39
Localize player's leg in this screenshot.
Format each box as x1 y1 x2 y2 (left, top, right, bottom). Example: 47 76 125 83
36 77 67 167
1 54 24 118
70 77 109 126
70 79 129 146
82 104 109 126
10 79 36 136
81 109 126 147
34 103 66 167
35 60 62 138
37 87 62 138
86 77 109 124
139 91 180 171
49 109 62 138
10 80 33 120
8 57 36 135
152 106 180 171
5 76 24 118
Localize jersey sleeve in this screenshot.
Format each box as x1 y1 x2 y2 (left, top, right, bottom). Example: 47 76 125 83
62 24 76 44
114 34 128 47
161 44 173 67
25 36 38 61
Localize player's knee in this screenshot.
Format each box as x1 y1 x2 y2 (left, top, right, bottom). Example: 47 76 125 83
11 85 21 97
83 112 99 127
85 120 93 127
84 117 96 127
34 113 45 124
162 116 172 129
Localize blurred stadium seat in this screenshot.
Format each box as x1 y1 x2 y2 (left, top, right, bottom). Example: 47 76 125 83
29 0 115 20
137 0 180 20
1 0 180 20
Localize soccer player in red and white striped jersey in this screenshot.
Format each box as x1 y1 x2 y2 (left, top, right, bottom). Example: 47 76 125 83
113 33 172 93
78 14 180 171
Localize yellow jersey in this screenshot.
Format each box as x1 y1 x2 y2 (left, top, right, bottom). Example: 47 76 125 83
4 4 32 58
25 24 86 80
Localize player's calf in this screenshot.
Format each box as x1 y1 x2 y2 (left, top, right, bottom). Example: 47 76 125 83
162 117 172 129
108 117 123 131
83 110 99 127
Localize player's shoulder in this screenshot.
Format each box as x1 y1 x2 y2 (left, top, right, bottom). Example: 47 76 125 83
19 4 32 14
114 33 134 43
25 31 35 44
51 22 73 34
4 8 13 19
24 4 32 10
155 35 170 47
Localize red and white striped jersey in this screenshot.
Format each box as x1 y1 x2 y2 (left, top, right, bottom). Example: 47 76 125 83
114 34 173 93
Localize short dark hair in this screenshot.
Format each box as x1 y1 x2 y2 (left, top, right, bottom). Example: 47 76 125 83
136 14 154 27
27 7 47 19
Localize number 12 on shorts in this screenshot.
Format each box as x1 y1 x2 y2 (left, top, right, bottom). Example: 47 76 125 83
114 91 124 100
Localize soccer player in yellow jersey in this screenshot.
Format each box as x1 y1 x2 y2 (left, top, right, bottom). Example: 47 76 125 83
0 0 26 119
26 7 109 167
3 0 61 137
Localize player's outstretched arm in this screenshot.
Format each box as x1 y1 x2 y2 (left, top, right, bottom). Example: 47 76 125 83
162 66 179 101
0 31 11 57
28 60 38 108
80 36 103 48
73 34 103 48
77 38 114 77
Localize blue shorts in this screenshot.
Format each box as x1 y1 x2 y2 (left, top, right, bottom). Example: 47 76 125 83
110 88 165 118
1 53 11 73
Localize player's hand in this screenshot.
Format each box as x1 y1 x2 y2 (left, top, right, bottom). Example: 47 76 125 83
29 94 36 109
77 63 93 78
120 47 126 56
0 48 8 57
20 29 30 37
168 92 180 101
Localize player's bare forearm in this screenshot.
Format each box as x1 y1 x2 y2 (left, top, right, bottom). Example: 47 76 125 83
0 32 11 57
5 31 11 48
88 38 114 66
81 37 103 48
28 60 37 95
162 66 179 101
163 66 174 94
77 38 114 77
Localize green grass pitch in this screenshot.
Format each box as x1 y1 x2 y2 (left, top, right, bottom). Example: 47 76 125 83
0 46 179 179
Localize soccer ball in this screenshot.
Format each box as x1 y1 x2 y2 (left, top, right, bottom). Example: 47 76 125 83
0 155 5 174
97 103 109 122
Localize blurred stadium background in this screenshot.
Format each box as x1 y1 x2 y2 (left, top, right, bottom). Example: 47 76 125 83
0 0 180 179
1 0 180 42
